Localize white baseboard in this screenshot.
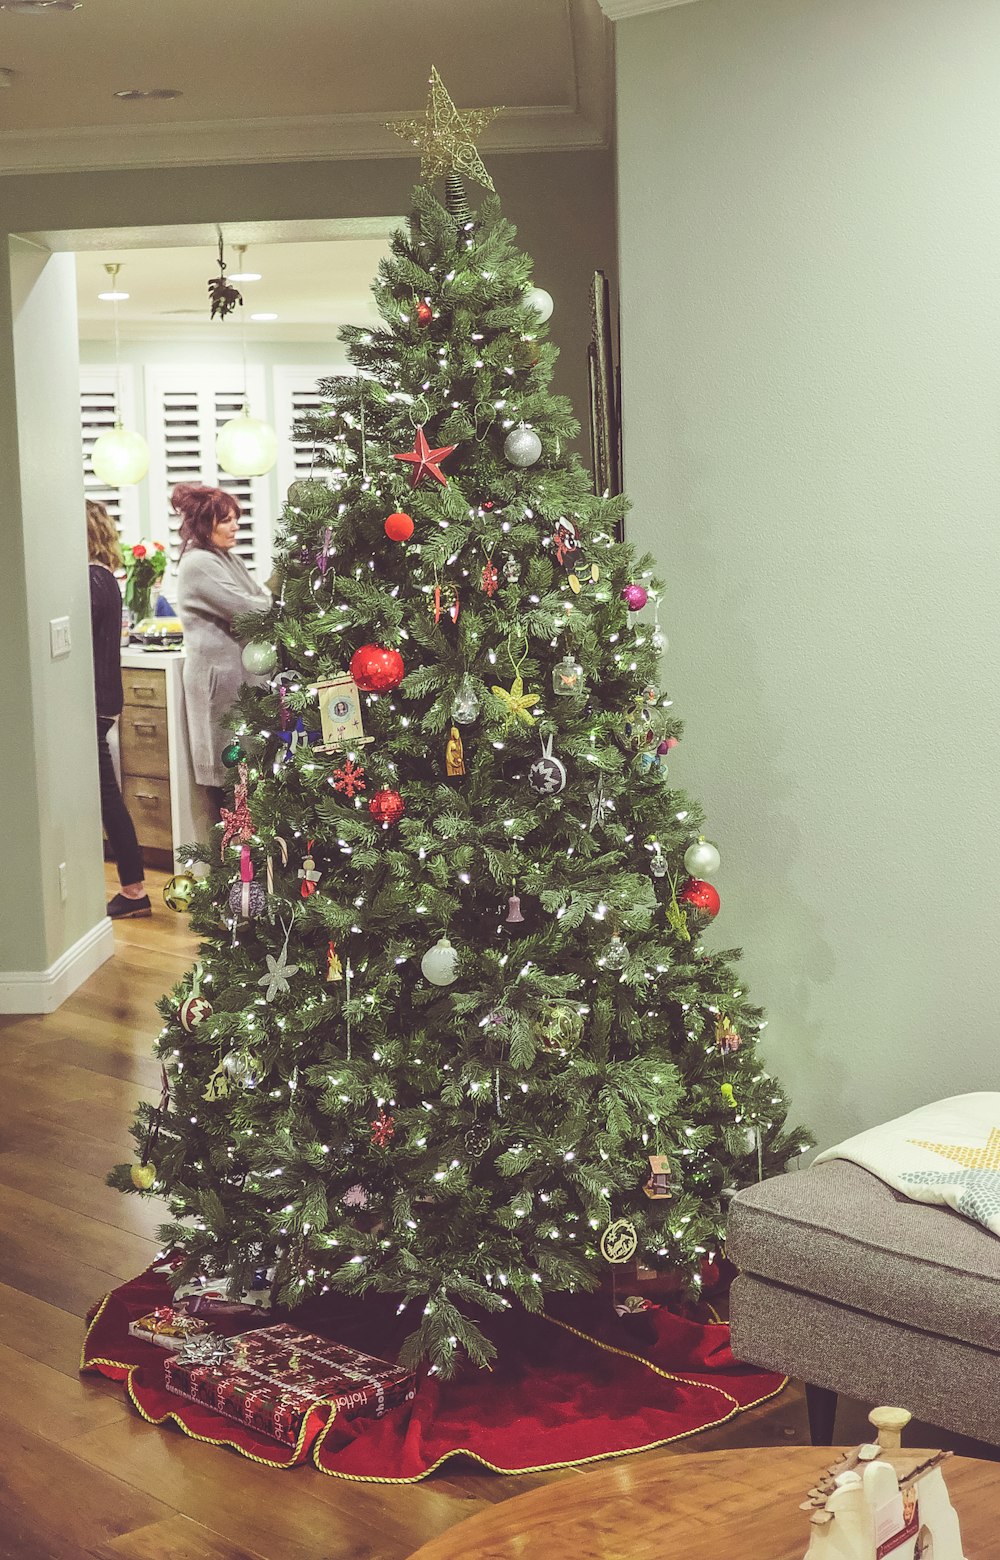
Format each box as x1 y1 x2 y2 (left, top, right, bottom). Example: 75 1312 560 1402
0 917 115 1014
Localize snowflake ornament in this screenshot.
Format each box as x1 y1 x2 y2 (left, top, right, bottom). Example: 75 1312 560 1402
332 758 366 797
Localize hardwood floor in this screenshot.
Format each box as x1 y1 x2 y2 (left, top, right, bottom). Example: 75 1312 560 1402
0 866 986 1559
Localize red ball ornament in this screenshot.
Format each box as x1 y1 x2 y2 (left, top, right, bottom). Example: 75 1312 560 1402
368 787 405 827
679 878 721 918
350 644 405 692
384 511 414 543
415 301 433 326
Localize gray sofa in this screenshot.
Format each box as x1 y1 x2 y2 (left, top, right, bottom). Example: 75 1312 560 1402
727 1159 1000 1446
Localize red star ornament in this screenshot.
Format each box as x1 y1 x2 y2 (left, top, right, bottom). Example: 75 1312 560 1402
393 426 457 489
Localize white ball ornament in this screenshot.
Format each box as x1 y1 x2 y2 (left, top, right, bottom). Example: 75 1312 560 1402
504 423 543 468
524 286 554 323
684 838 721 877
421 936 458 987
216 410 278 478
91 425 149 487
242 641 278 676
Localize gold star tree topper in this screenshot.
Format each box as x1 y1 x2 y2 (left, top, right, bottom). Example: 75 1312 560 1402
387 67 503 192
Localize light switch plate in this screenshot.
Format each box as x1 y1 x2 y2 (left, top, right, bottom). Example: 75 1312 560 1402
50 616 71 658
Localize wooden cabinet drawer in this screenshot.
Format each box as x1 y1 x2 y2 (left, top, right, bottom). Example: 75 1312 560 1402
123 666 167 709
122 774 173 852
119 708 169 781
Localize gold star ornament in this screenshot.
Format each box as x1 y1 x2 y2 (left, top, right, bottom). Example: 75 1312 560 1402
387 66 503 192
910 1127 1000 1170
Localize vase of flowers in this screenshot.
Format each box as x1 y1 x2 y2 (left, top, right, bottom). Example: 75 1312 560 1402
124 541 167 624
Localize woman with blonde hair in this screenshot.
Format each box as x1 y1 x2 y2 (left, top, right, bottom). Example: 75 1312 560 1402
86 500 150 918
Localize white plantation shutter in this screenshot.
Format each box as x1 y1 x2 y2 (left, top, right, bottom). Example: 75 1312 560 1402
273 365 354 499
145 366 271 574
80 367 141 546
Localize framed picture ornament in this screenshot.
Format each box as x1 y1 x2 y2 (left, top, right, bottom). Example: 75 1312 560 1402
311 675 373 754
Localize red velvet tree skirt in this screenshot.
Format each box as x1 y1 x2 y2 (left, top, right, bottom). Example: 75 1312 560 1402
81 1264 785 1480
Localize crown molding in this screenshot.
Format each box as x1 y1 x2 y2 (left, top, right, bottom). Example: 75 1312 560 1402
596 0 702 17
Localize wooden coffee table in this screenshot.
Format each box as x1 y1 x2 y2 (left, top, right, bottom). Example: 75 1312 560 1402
405 1445 1000 1559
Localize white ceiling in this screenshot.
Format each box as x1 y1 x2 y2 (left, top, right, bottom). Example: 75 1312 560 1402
76 236 393 341
0 0 611 174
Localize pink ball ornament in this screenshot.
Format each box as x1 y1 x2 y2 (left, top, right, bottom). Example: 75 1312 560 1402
621 584 648 612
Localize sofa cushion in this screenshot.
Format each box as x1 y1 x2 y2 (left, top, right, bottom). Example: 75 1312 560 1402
727 1161 1000 1352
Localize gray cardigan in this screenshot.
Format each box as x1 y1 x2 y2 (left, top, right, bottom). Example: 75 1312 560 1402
177 546 270 787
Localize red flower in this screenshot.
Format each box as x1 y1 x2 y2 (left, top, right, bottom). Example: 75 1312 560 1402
132 544 148 559
153 541 165 552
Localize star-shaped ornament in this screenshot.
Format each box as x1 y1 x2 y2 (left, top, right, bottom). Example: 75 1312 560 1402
491 672 540 730
258 947 300 1002
386 66 502 192
332 758 366 798
393 426 457 489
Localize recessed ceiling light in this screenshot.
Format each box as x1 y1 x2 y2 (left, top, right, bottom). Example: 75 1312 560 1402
114 88 183 102
229 245 261 283
250 312 278 322
0 2 81 11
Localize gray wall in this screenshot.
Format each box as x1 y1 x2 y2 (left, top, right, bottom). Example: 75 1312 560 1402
0 149 615 986
616 0 1000 1149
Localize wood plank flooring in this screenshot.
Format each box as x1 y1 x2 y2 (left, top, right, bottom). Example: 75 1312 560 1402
0 866 986 1559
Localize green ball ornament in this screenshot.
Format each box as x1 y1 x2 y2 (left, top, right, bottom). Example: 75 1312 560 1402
221 741 244 769
242 641 278 676
163 872 197 912
534 1003 583 1054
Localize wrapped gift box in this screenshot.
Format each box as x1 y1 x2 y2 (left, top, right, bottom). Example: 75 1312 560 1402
163 1323 416 1446
127 1307 211 1350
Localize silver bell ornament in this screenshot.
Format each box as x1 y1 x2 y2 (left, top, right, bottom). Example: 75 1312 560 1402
684 838 721 877
604 933 630 971
504 423 543 468
503 554 521 585
648 843 669 879
421 935 459 987
523 285 554 323
451 673 481 724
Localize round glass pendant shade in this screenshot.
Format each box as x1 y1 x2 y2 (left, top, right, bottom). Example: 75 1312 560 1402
216 410 278 478
91 425 149 487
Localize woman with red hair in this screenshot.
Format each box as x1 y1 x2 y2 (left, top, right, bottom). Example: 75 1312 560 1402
174 484 269 806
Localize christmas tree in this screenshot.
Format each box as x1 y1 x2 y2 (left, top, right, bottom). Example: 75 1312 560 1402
113 72 808 1375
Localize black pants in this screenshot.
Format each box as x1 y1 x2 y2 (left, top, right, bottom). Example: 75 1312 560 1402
97 717 144 887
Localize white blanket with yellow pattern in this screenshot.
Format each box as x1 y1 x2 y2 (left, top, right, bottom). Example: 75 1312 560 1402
815 1093 1000 1235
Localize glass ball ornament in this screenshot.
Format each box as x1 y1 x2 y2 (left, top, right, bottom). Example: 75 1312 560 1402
534 1003 583 1053
350 644 405 692
523 285 554 323
421 935 458 987
221 741 244 769
90 424 149 487
604 933 630 971
368 786 406 827
163 871 197 912
684 838 721 877
652 627 669 653
504 423 543 467
621 584 649 612
130 1162 157 1190
679 877 721 918
242 641 278 676
552 653 584 697
451 673 481 724
648 847 669 879
221 1049 262 1086
216 410 278 478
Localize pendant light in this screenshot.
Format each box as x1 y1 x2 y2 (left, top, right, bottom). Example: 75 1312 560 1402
90 264 150 488
213 228 278 479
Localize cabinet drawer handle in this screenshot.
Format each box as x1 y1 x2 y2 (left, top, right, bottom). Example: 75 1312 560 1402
131 721 159 734
131 685 156 696
135 792 161 804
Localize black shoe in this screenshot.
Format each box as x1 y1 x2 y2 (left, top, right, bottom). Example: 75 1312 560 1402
107 893 152 919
